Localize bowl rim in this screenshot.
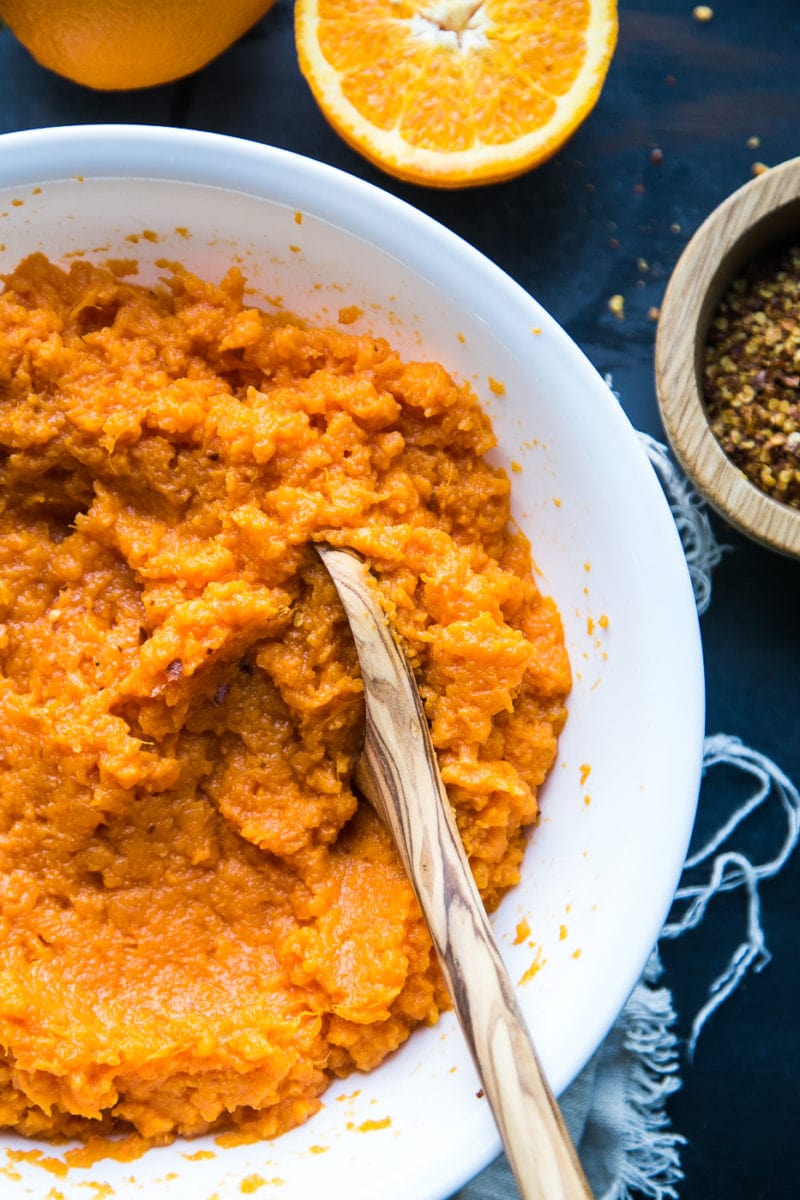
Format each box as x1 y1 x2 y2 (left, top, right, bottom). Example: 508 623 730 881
0 123 705 1200
655 154 800 558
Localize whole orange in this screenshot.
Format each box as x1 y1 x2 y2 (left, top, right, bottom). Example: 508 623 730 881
0 0 277 90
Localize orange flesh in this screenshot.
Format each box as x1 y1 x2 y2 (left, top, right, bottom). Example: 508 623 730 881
295 0 618 187
0 255 570 1145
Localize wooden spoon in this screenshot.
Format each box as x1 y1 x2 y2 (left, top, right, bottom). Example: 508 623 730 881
316 543 593 1200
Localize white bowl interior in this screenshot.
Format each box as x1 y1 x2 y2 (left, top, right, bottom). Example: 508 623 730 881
0 127 704 1200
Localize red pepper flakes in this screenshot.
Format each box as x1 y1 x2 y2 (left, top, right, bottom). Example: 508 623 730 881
703 241 800 509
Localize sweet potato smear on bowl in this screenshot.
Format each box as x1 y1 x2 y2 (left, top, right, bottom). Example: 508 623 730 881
0 254 570 1146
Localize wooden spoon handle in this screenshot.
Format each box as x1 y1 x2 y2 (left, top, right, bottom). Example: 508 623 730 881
317 545 593 1200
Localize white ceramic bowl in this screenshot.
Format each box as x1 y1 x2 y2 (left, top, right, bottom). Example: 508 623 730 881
0 125 704 1200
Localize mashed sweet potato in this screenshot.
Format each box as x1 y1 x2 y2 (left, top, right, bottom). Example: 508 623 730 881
0 254 570 1146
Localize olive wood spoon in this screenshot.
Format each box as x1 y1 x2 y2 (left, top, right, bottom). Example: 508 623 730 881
316 544 593 1200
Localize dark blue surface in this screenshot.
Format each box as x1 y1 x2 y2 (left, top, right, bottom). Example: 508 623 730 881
1 2 799 1196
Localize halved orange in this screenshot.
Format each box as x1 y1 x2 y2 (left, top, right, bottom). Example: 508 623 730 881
295 0 618 188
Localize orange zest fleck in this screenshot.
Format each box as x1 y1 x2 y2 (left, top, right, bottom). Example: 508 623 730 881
357 1117 392 1132
518 945 546 984
337 304 364 324
513 916 531 944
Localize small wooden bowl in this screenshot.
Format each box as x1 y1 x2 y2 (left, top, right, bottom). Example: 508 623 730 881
655 155 800 559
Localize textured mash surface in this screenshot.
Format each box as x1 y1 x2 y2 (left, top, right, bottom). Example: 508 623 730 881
0 255 570 1144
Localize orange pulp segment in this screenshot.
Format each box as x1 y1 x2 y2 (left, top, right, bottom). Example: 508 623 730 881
295 0 618 188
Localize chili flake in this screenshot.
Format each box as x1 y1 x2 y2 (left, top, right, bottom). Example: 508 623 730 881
702 240 800 509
